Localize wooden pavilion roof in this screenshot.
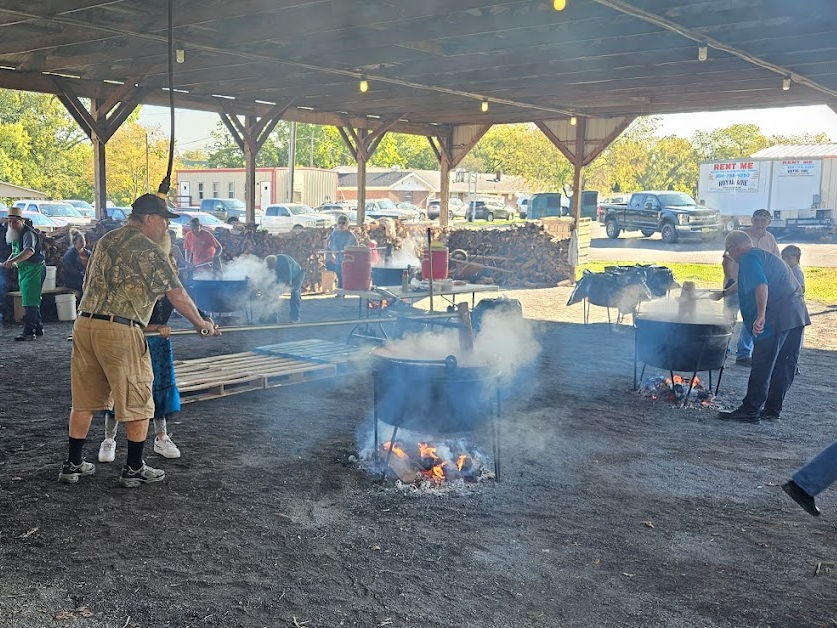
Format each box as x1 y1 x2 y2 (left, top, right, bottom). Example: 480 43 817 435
0 0 834 134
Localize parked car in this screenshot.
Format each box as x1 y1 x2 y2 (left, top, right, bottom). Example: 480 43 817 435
260 203 334 234
171 210 233 232
466 200 515 221
427 198 466 220
366 199 423 221
196 198 261 223
19 200 91 226
318 208 370 224
315 202 353 213
0 208 66 233
104 206 182 237
65 199 96 220
396 201 420 213
599 191 722 243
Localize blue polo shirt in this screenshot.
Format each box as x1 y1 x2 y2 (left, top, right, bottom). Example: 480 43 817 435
737 248 809 340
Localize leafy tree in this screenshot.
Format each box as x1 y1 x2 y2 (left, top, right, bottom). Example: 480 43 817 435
768 131 831 145
692 124 770 161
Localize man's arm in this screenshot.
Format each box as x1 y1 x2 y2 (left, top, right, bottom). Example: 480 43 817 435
165 286 220 336
752 283 768 336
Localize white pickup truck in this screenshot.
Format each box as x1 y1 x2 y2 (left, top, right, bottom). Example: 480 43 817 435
260 203 336 234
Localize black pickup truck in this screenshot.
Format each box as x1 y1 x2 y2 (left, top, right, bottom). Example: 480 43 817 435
598 191 722 243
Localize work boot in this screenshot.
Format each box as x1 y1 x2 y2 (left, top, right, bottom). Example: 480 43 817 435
14 334 36 341
35 326 44 337
717 407 760 423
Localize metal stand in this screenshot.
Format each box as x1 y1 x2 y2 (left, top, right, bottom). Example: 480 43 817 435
372 375 502 483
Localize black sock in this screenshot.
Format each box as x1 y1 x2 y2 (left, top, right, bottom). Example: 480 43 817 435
68 437 86 465
126 440 144 471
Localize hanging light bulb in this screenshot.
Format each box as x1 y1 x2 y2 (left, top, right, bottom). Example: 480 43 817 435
481 99 489 113
698 45 708 62
782 77 791 91
570 115 577 126
359 77 369 93
553 0 567 10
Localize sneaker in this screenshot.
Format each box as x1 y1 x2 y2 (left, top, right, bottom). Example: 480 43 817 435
735 356 752 367
14 334 36 342
154 435 181 459
35 327 44 337
717 407 760 424
118 462 166 488
58 460 95 483
98 438 116 463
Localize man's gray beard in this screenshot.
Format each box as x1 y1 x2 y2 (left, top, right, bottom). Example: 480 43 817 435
156 229 171 252
5 225 20 245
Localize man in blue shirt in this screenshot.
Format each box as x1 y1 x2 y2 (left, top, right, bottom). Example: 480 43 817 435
716 230 809 423
325 214 358 290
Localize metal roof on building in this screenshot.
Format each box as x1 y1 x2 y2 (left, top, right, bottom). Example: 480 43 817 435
751 144 837 159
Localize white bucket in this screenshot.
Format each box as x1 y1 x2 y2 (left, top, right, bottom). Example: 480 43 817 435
55 292 77 321
43 265 57 290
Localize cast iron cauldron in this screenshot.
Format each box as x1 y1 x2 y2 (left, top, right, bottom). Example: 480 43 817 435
634 314 732 372
371 348 500 433
191 278 250 313
371 265 409 287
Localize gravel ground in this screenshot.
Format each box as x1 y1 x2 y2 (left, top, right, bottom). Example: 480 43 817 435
1 289 836 628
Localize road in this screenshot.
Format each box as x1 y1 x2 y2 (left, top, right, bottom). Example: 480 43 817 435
587 223 837 267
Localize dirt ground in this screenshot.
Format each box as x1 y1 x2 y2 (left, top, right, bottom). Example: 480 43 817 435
2 288 837 628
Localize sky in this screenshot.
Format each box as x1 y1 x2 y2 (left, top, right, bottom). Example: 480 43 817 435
138 105 837 151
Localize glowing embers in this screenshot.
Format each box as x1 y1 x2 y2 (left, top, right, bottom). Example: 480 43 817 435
639 374 716 408
378 439 491 487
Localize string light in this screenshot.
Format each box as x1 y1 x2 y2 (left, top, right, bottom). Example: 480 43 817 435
570 115 577 126
698 45 708 62
359 77 369 93
481 99 489 113
782 77 791 91
553 0 567 10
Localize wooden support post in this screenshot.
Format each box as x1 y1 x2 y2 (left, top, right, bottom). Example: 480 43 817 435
244 114 257 222
219 99 294 223
571 117 586 228
356 136 368 224
336 115 407 226
439 149 451 228
54 81 145 218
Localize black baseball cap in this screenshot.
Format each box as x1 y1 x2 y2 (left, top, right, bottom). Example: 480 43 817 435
131 193 179 219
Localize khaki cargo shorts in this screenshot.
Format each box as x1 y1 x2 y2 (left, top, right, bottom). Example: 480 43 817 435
70 315 154 422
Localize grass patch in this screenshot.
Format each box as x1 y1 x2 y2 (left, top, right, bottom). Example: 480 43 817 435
579 261 837 305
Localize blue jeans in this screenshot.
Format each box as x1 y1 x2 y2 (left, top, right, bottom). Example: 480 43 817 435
326 258 343 288
793 440 837 497
740 326 804 416
736 324 754 359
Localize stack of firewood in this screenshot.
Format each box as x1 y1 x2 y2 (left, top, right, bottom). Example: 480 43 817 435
444 222 572 287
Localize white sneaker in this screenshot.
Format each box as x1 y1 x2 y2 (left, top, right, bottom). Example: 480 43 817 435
154 435 181 459
98 438 116 463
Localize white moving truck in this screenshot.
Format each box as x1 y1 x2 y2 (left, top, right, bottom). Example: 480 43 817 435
698 147 837 234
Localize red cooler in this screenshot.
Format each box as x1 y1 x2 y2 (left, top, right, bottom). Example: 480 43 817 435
421 246 449 280
341 246 372 290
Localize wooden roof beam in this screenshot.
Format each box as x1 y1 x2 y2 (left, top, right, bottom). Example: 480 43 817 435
591 0 837 100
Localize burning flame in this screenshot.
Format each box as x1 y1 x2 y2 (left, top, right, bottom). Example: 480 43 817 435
456 454 467 471
382 441 407 458
418 443 440 460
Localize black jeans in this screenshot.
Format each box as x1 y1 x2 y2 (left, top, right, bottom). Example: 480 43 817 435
22 305 42 336
740 326 804 416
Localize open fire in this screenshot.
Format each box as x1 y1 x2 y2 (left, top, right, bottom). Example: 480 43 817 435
639 374 715 408
378 439 489 486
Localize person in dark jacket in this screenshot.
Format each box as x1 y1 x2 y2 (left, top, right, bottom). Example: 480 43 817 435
265 254 304 322
62 230 91 294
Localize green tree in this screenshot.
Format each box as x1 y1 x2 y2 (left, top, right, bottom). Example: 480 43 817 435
692 124 770 161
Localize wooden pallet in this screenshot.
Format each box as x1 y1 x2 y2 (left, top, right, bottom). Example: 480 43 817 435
174 351 336 404
253 339 369 372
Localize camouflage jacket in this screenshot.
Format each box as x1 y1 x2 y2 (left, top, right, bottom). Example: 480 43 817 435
79 224 181 324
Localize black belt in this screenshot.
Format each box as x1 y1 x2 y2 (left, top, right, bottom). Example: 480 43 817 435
79 312 144 328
